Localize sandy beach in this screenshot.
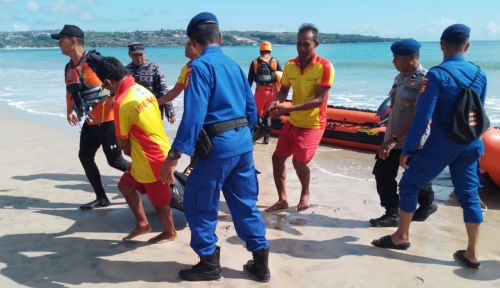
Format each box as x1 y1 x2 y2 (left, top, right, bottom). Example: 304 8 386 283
1 105 499 288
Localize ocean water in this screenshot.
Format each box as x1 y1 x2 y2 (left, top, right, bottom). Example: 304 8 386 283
1 41 499 127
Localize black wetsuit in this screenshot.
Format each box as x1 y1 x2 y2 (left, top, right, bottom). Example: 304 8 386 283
79 121 130 200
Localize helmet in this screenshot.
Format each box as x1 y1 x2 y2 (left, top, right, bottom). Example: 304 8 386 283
259 41 272 52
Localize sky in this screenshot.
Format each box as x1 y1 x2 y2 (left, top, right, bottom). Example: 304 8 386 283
1 0 500 40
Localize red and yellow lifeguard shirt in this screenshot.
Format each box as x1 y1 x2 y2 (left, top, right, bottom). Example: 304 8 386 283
114 76 171 183
175 61 192 88
281 54 334 129
65 62 114 125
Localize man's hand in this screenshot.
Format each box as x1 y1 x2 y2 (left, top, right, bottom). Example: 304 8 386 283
67 111 79 126
86 114 98 125
399 154 409 169
160 158 178 184
269 102 292 118
377 140 397 160
168 116 176 124
157 96 167 105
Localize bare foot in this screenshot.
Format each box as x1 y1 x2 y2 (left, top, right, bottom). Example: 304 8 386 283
148 231 177 244
297 194 310 212
390 233 410 246
464 249 479 264
122 225 152 241
265 200 289 213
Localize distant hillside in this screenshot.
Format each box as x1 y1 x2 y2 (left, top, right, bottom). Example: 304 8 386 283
0 29 397 48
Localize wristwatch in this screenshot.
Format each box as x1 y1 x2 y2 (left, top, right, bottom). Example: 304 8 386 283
392 134 399 143
167 148 181 160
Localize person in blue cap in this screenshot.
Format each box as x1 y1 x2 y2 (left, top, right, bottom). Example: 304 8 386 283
160 12 270 282
372 24 487 269
370 39 437 227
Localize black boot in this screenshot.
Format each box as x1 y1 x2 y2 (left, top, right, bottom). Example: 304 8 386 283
244 248 270 282
263 135 270 144
179 246 222 281
370 208 399 227
412 203 438 221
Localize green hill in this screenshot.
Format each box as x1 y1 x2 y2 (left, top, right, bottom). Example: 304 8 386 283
0 29 397 48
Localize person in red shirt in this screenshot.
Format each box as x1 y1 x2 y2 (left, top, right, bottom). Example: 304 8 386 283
158 39 199 175
96 57 176 243
267 24 334 213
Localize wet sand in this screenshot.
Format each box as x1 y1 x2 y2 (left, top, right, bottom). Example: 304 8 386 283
1 106 500 288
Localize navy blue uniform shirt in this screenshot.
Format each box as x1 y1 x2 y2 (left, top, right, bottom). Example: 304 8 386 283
173 46 257 157
403 55 487 155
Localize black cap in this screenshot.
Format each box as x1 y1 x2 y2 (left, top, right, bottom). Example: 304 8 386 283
51 24 84 40
187 12 218 37
128 42 145 54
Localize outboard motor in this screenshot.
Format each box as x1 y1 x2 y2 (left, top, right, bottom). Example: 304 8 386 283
376 96 391 126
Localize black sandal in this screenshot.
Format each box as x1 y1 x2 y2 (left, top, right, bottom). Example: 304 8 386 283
372 235 410 250
454 250 480 269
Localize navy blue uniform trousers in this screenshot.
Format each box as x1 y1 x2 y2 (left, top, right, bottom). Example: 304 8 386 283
183 150 269 256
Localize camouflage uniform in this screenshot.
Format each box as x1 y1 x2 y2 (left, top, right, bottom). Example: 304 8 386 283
125 60 175 120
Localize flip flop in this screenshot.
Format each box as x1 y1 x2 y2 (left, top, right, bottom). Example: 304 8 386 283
454 250 480 269
371 235 411 250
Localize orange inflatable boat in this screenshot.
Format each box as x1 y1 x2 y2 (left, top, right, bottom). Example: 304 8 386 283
480 127 500 186
271 105 386 151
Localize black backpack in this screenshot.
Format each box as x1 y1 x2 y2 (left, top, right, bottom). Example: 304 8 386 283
434 65 490 144
254 57 276 84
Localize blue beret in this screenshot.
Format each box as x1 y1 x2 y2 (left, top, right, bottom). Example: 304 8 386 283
441 24 470 42
187 12 219 37
391 39 421 56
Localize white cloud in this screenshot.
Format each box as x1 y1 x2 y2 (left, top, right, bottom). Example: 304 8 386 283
26 1 39 12
51 0 79 13
425 17 457 35
12 23 29 31
79 12 93 21
487 22 500 34
429 17 457 26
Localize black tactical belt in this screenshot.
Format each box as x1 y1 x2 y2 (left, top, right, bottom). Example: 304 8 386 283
203 117 248 138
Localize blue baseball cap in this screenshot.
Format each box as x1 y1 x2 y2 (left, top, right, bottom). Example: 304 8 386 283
441 24 471 43
391 39 421 56
187 12 218 37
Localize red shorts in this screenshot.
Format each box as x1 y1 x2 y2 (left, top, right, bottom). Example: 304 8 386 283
273 121 324 164
118 171 171 207
254 85 276 117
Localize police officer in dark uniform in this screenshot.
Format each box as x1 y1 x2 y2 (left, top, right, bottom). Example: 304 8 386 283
160 12 270 282
125 42 176 123
372 24 487 269
370 39 437 227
